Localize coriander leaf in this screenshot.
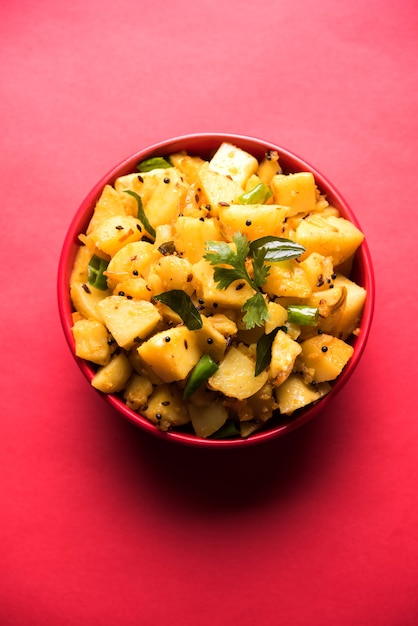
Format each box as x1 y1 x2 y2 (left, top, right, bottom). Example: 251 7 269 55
136 156 172 172
212 266 249 290
249 236 305 262
205 233 253 289
124 190 156 238
204 240 239 267
252 250 270 288
153 290 202 330
242 292 269 329
205 232 249 268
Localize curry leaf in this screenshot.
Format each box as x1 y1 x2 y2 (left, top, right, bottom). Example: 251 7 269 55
153 290 202 330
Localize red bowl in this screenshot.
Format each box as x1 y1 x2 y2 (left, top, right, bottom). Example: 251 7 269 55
57 133 375 448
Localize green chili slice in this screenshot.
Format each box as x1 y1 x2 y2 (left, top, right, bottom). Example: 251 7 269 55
238 182 273 204
183 353 219 400
136 156 172 172
87 255 109 290
287 305 319 326
211 420 240 439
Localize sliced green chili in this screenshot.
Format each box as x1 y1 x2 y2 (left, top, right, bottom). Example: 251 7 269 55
211 419 240 439
238 182 273 204
183 354 219 400
87 255 109 290
287 305 319 326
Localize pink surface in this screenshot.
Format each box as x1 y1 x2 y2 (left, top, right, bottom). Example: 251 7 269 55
1 0 417 624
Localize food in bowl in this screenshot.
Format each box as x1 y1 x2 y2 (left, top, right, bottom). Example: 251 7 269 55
65 139 370 441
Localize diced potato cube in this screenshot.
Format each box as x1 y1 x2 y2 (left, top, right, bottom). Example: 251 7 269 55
105 241 160 289
243 173 263 193
114 170 165 215
122 374 153 410
112 277 152 301
265 301 288 334
70 245 93 284
218 204 289 241
197 162 243 216
207 313 238 338
209 142 258 187
87 185 127 234
294 214 364 266
98 296 161 349
137 326 202 383
153 223 175 251
91 351 132 393
270 330 302 386
70 282 110 323
297 334 354 383
275 374 331 414
151 255 194 295
306 287 347 335
270 172 317 214
257 150 282 184
333 274 367 339
263 259 312 298
143 167 189 229
300 252 335 291
247 382 276 422
174 216 222 263
189 400 228 438
195 315 228 362
141 384 190 430
169 152 205 184
72 318 111 365
87 215 144 257
208 345 268 400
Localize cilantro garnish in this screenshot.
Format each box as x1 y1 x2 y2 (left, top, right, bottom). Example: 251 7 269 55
204 232 305 329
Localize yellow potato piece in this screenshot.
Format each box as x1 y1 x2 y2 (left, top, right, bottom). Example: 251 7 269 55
208 346 268 400
137 327 201 383
275 374 331 415
98 296 161 349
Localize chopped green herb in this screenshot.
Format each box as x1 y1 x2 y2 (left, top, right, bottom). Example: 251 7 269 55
136 156 172 172
87 255 109 290
242 292 269 330
204 232 305 329
153 290 202 330
124 190 156 239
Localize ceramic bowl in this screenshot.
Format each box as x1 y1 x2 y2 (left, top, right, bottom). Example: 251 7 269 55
58 133 374 447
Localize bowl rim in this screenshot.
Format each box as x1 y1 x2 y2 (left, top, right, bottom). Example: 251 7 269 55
58 132 375 448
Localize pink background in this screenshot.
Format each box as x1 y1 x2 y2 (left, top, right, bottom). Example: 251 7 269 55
1 0 417 624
